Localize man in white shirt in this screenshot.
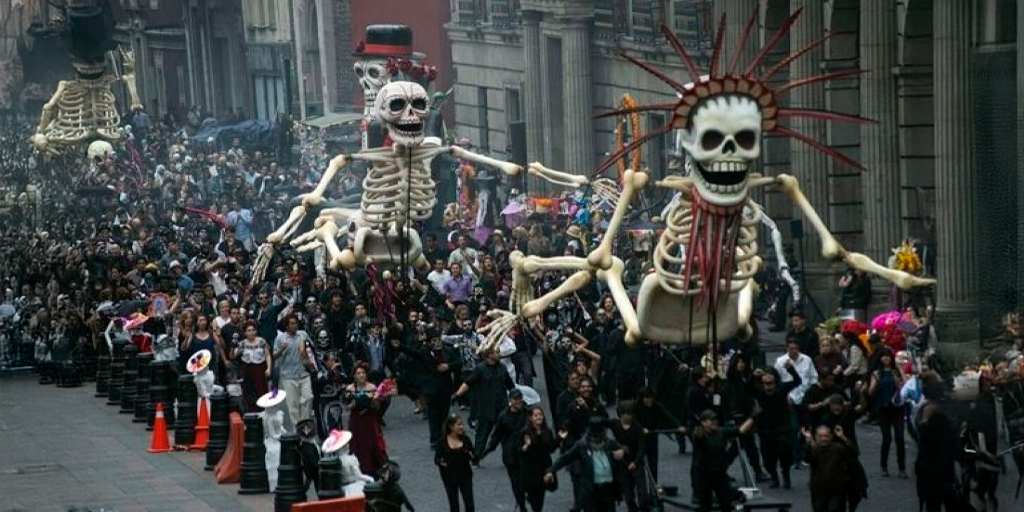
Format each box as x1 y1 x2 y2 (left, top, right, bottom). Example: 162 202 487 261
775 338 818 467
448 235 479 277
426 258 452 294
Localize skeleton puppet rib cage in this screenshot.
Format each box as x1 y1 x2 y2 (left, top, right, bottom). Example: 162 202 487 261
478 7 935 353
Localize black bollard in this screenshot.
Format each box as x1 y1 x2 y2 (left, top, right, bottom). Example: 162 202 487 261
106 341 126 405
161 360 177 428
119 345 139 413
174 374 198 447
205 390 230 470
39 361 54 385
147 360 171 431
364 481 402 512
133 353 153 423
317 457 344 500
239 413 270 495
274 434 307 512
95 354 111 397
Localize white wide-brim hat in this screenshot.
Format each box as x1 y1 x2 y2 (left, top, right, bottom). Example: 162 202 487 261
257 388 287 409
321 429 353 454
186 349 212 374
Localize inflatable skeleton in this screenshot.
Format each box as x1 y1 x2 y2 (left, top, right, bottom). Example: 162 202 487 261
481 10 934 351
252 81 575 282
31 0 141 154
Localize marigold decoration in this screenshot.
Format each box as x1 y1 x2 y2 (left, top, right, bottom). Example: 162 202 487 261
889 239 923 275
614 94 643 184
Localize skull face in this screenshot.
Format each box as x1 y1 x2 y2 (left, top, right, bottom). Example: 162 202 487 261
87 140 113 162
374 81 429 146
316 329 331 349
353 59 391 109
678 95 761 206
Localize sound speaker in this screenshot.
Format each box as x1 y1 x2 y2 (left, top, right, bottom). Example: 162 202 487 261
508 121 527 166
790 219 804 240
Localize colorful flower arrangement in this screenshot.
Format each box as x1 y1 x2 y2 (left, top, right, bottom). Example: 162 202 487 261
385 58 439 85
889 239 923 275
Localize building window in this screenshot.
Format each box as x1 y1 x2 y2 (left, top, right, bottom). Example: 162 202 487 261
266 0 277 26
506 88 521 122
477 87 490 151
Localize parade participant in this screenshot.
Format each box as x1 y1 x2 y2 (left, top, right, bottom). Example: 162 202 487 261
610 401 646 512
751 365 803 489
233 320 271 411
801 425 858 512
344 362 388 475
451 348 515 458
481 388 528 511
544 416 625 512
274 315 315 430
518 405 558 512
867 347 907 478
436 415 478 512
691 409 756 512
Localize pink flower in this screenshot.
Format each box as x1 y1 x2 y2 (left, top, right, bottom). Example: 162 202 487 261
398 59 413 72
427 67 438 81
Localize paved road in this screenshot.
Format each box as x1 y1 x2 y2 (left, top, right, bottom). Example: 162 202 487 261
2 330 1021 511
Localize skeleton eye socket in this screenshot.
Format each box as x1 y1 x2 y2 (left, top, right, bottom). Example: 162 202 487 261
411 98 427 111
354 65 364 77
368 67 380 79
388 98 408 112
735 130 757 150
701 130 725 151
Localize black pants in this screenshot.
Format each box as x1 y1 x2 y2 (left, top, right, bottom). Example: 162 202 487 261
811 491 845 512
505 465 526 510
877 406 906 471
620 464 640 512
590 483 619 512
739 432 764 474
644 435 661 482
442 477 475 512
427 393 450 446
759 429 793 481
474 418 495 458
694 471 733 512
523 484 545 512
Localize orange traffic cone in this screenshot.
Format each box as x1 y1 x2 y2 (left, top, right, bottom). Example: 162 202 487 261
147 402 172 453
214 412 244 483
190 397 210 451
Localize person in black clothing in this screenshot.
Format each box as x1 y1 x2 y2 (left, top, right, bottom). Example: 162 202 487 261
518 405 558 512
750 364 802 489
481 388 529 511
559 376 607 509
545 416 626 512
611 401 647 512
913 373 959 512
436 415 478 512
555 371 583 428
724 354 770 482
634 386 686 483
691 409 756 512
452 348 515 458
402 332 461 449
804 369 846 428
786 311 819 360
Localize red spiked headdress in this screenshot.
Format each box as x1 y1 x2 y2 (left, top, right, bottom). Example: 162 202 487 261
595 7 872 175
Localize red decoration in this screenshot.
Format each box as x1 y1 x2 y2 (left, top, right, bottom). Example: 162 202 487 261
398 59 413 72
427 67 438 81
355 40 366 53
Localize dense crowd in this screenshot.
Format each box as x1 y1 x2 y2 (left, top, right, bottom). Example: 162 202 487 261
1 112 1022 512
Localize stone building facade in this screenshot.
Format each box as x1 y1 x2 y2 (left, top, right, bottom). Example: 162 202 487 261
447 0 1024 349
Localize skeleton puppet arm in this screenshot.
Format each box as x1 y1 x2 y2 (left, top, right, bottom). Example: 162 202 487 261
759 212 801 302
772 174 935 290
31 81 69 152
120 48 143 111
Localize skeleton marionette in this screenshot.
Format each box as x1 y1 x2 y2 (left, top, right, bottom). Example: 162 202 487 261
31 2 141 154
321 429 373 497
187 349 218 399
252 81 580 284
481 8 934 353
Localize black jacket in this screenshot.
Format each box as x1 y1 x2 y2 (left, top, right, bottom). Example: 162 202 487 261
484 406 528 466
550 438 625 509
465 362 515 422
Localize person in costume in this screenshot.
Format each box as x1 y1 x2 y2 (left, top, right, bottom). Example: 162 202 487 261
233 320 272 411
343 362 388 475
322 428 374 497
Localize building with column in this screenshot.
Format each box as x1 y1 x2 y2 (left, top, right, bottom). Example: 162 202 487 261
448 0 1023 348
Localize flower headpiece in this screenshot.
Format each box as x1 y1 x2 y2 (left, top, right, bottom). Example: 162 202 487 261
384 58 439 87
890 239 923 274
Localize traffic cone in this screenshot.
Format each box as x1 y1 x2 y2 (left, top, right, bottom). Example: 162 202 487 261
147 402 172 453
191 397 210 451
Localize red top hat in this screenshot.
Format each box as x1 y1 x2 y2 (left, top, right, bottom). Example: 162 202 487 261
353 24 425 59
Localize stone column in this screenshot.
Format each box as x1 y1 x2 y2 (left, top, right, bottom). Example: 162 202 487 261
788 0 831 315
522 10 546 190
560 17 594 174
1018 0 1024 315
933 0 979 346
315 0 338 114
292 0 308 120
860 0 901 266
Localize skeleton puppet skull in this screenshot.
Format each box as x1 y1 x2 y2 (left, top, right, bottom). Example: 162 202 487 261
353 60 391 109
374 81 429 146
678 95 761 207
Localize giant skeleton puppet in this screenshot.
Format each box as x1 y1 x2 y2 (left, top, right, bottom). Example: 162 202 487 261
30 1 141 155
479 9 934 351
251 81 575 280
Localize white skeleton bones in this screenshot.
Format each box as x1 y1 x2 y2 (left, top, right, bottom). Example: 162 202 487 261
31 47 141 154
480 90 935 353
252 81 578 282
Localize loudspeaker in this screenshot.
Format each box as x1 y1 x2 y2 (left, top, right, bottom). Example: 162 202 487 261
790 219 804 240
508 121 527 166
